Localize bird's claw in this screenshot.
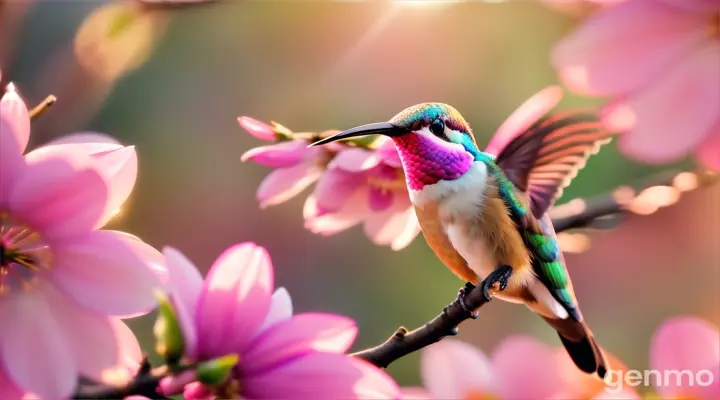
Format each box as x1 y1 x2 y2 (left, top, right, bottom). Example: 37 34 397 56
456 282 479 319
482 265 513 302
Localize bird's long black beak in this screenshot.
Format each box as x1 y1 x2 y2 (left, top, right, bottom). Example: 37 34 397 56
308 122 409 147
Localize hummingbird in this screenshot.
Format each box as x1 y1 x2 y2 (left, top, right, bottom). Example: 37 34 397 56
310 88 613 378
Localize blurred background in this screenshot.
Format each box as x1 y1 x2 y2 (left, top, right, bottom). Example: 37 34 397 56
2 0 718 390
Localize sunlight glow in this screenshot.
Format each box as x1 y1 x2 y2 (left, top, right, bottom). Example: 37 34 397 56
557 232 592 254
110 207 122 219
392 0 467 7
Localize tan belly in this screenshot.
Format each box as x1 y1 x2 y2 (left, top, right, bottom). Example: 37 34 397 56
440 192 534 300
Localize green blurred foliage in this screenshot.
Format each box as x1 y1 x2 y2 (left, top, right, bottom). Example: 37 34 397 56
2 0 717 391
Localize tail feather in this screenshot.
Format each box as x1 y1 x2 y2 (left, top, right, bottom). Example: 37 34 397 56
542 316 608 379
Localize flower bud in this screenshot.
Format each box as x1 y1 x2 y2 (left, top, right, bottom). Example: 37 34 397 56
153 291 185 364
196 354 240 387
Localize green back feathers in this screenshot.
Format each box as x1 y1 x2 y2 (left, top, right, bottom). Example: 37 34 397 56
480 155 580 320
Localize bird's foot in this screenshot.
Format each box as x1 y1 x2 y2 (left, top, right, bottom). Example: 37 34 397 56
455 282 479 319
482 265 513 302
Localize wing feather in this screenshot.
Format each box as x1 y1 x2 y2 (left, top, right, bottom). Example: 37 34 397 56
491 111 614 218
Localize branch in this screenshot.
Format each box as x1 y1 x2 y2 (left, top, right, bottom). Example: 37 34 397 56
73 358 168 400
550 169 720 232
351 168 720 369
351 282 490 368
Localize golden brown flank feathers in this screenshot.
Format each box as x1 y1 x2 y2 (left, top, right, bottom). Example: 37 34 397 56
473 184 530 272
414 201 478 283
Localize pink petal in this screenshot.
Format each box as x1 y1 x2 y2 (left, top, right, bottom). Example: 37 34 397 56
241 140 310 168
26 138 137 228
112 230 168 288
551 0 709 96
656 0 720 12
195 243 274 358
592 387 641 399
376 139 403 169
51 230 160 316
0 84 30 153
0 369 24 400
485 86 563 156
163 246 204 357
612 42 720 163
330 148 383 172
364 204 421 251
163 246 203 316
0 288 77 399
41 283 135 385
183 382 214 400
113 320 143 376
696 123 720 171
256 287 293 334
313 168 367 213
42 131 121 146
649 316 720 399
243 353 400 399
303 195 326 219
171 291 198 360
400 387 435 399
257 163 322 209
244 313 357 373
420 339 495 399
159 370 196 397
8 155 107 239
90 146 137 227
491 336 563 399
238 116 276 141
303 191 369 236
0 85 29 205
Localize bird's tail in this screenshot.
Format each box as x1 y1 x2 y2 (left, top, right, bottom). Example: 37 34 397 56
542 316 608 379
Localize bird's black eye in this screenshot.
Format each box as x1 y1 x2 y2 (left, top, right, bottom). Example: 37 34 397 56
429 119 445 137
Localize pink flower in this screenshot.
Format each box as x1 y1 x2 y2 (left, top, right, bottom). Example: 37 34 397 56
552 0 720 170
0 84 165 399
239 117 336 208
405 337 635 400
404 338 564 399
161 243 400 399
304 138 421 250
648 316 719 399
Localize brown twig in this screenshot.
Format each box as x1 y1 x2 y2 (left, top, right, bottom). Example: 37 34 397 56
550 169 720 232
73 358 168 399
28 95 57 121
351 282 491 368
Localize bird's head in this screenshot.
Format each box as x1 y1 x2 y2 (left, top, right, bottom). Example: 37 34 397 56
311 103 481 191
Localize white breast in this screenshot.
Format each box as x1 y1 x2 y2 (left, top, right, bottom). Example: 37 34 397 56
409 161 489 213
411 162 498 278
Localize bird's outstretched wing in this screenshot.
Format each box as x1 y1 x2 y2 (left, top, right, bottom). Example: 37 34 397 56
484 88 614 218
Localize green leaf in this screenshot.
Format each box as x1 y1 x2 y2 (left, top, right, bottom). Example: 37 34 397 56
196 354 240 386
153 291 185 364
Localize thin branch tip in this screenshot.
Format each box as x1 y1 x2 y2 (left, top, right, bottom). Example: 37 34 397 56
28 94 57 120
